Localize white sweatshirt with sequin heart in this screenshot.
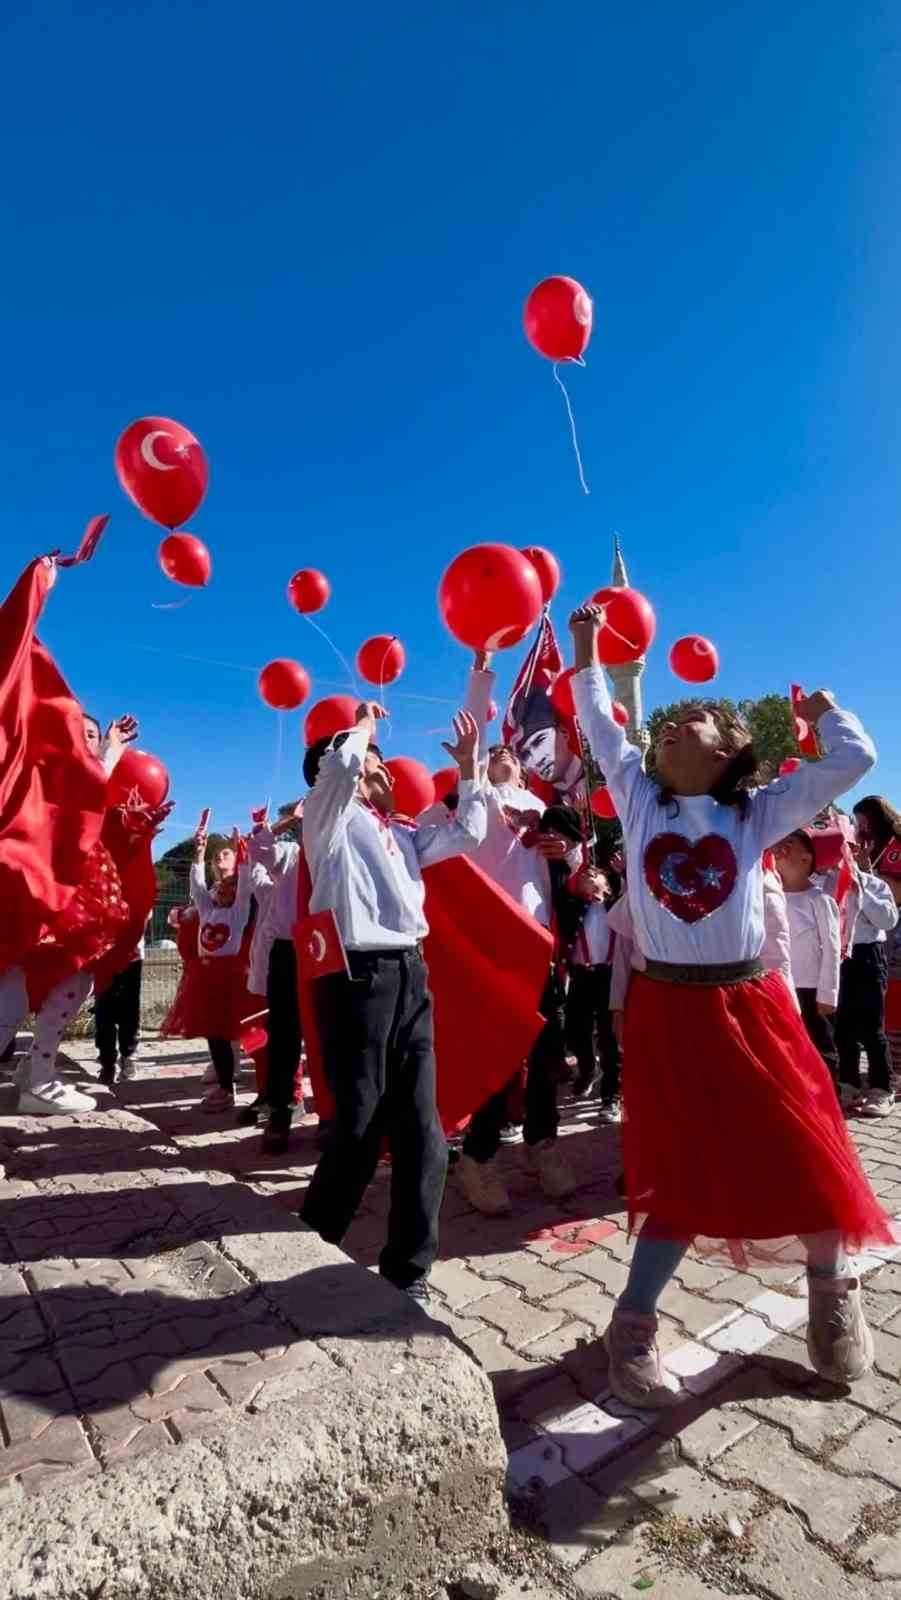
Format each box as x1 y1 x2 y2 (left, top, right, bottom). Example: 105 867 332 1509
573 667 875 968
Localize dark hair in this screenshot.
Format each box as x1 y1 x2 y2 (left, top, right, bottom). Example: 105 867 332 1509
539 804 585 846
656 703 761 820
853 796 901 858
787 829 817 871
83 714 102 738
487 742 516 760
302 733 382 790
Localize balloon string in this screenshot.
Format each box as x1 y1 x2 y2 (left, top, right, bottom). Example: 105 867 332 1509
596 603 638 654
272 712 284 798
123 643 457 703
301 614 359 696
552 362 590 496
151 598 191 610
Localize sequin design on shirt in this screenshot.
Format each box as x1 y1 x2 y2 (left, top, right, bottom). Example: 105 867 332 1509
644 832 738 924
199 922 231 954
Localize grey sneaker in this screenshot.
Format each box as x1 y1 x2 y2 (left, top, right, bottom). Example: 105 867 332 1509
603 1310 681 1408
859 1088 894 1118
119 1058 137 1082
806 1273 874 1384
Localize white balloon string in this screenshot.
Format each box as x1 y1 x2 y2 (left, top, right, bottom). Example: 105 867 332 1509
123 643 456 704
552 362 590 496
300 614 359 696
272 712 284 798
151 598 191 610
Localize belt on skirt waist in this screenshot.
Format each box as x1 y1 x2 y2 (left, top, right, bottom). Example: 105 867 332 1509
643 958 764 987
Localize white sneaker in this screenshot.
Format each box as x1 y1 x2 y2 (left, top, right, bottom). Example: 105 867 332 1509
859 1088 895 1118
119 1057 137 1081
598 1097 623 1125
18 1082 97 1115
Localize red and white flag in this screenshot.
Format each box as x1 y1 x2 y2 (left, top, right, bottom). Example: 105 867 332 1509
294 909 349 980
502 615 584 804
790 684 820 758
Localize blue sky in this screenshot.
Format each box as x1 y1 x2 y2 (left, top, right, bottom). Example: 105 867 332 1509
2 1 899 850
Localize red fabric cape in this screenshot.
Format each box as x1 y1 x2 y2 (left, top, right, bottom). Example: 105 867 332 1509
0 559 108 975
295 850 553 1133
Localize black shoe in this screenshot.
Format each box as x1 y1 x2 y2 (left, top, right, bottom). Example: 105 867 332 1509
403 1277 431 1308
98 1062 117 1086
238 1095 268 1126
261 1115 292 1155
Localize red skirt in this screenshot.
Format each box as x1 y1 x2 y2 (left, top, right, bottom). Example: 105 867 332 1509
885 978 901 1034
622 969 898 1266
160 953 255 1042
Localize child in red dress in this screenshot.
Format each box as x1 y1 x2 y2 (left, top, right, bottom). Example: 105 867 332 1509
570 604 895 1407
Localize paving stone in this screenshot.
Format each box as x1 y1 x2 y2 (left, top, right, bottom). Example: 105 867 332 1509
505 1434 570 1492
207 1342 332 1407
714 1420 893 1542
703 1272 769 1306
672 1254 735 1292
664 1341 741 1396
738 1506 862 1599
872 1325 901 1379
429 1259 499 1311
543 1280 616 1336
532 1469 638 1568
708 1311 775 1355
573 1525 757 1598
831 1415 901 1488
629 1459 758 1525
541 1401 648 1475
740 1386 867 1454
656 1286 734 1339
0 1414 93 1485
663 1393 760 1465
859 1528 901 1579
476 1289 568 1350
509 1371 583 1426
523 1319 594 1367
746 1288 809 1330
478 1254 568 1300
555 1250 630 1297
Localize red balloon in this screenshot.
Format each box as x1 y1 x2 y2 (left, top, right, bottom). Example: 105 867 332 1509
550 667 578 720
106 748 170 809
611 700 629 728
385 758 435 818
258 659 311 711
439 543 544 652
432 766 459 801
591 586 657 666
158 531 211 588
669 635 719 685
303 694 358 747
487 700 498 724
780 757 802 776
524 276 593 362
590 787 617 820
357 634 406 687
114 416 208 529
520 545 562 604
287 568 330 614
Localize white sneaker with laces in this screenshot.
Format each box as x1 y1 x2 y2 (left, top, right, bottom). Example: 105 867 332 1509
119 1058 137 1082
859 1088 895 1118
19 1081 97 1115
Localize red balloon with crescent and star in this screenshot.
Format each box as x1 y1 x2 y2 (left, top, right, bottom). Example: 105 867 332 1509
114 416 209 529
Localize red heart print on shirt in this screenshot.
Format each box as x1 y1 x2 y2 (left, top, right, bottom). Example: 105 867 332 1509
199 922 230 953
643 832 737 924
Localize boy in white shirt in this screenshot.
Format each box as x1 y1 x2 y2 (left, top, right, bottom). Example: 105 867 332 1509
834 848 899 1118
774 831 841 1095
565 865 622 1119
300 700 485 1304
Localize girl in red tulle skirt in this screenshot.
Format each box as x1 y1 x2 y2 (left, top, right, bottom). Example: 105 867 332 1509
160 826 255 1113
570 605 897 1410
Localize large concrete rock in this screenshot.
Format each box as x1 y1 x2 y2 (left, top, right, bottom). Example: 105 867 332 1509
0 1180 507 1600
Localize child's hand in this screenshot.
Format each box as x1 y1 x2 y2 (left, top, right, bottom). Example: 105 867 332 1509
442 711 480 779
794 690 835 726
817 1002 837 1017
356 701 389 724
193 830 207 864
569 604 605 671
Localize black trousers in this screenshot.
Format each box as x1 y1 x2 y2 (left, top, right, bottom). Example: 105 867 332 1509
207 1037 237 1090
266 938 304 1128
565 963 621 1099
463 971 564 1162
301 949 447 1288
796 987 840 1092
835 943 891 1092
94 959 143 1068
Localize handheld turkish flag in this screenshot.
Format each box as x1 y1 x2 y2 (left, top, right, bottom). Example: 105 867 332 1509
790 685 820 758
295 909 349 981
879 840 901 879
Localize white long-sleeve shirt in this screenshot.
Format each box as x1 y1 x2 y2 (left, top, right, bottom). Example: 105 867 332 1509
465 667 552 926
302 724 487 951
247 834 301 942
573 666 876 968
571 900 613 967
784 884 841 1005
189 861 252 958
608 891 643 1011
761 869 798 1005
845 871 899 949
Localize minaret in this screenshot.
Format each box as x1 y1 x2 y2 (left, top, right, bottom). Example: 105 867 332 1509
605 535 649 751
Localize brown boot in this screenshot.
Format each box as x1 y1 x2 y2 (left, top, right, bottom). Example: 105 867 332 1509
457 1154 512 1217
603 1310 681 1408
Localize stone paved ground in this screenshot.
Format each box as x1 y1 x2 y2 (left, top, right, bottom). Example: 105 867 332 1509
2 1036 901 1599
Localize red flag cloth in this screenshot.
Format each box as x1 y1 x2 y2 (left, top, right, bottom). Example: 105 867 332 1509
296 910 349 980
294 849 553 1134
503 614 585 804
790 685 821 758
0 558 108 975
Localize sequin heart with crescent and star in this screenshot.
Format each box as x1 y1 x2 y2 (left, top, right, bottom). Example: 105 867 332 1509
643 832 738 924
199 922 230 954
